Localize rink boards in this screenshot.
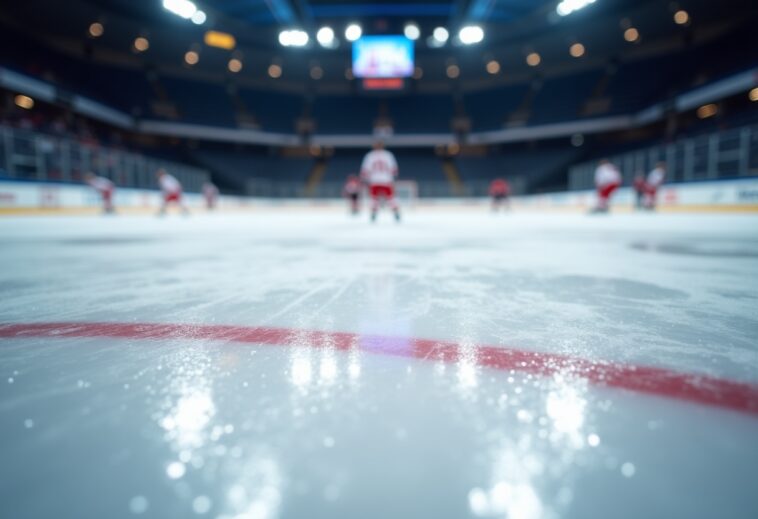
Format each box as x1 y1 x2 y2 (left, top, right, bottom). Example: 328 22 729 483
0 177 757 214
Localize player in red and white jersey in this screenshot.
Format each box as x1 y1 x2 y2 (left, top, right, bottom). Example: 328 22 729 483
342 174 362 215
592 159 622 213
643 162 666 209
360 141 400 222
489 178 511 211
202 181 219 210
157 169 189 216
84 172 115 214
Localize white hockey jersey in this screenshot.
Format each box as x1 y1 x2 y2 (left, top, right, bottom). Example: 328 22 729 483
88 176 113 193
361 150 398 186
159 174 182 194
647 167 665 187
595 163 622 187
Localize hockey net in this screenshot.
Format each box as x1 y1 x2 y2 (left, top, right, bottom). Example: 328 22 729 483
393 180 419 208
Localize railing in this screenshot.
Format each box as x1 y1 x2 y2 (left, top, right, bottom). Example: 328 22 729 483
569 124 758 190
0 125 209 192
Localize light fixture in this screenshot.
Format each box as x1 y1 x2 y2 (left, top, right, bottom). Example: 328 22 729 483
133 37 150 52
279 29 309 47
696 104 718 119
191 10 206 25
184 50 199 65
228 58 242 73
404 23 420 41
163 0 197 20
14 94 34 110
526 52 541 67
624 27 640 42
673 10 689 25
88 22 104 38
205 31 236 50
459 25 484 45
433 27 449 44
569 43 585 57
749 87 758 102
268 64 282 78
446 64 460 79
345 23 362 42
486 60 500 74
317 27 335 47
556 0 597 17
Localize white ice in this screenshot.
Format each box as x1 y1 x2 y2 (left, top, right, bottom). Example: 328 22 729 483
0 209 757 519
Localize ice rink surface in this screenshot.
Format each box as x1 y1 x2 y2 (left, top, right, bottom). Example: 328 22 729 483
1 208 758 519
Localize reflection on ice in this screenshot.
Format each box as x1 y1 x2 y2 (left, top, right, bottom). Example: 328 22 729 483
468 372 595 518
161 390 216 450
222 456 283 519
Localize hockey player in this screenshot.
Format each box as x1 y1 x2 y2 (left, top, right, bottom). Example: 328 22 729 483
643 162 666 210
592 159 622 213
489 178 511 211
202 181 219 210
343 174 362 215
632 172 646 209
84 172 115 214
360 141 400 222
156 168 189 216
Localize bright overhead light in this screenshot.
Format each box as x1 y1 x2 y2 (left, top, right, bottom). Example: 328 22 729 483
624 27 640 42
433 27 449 43
749 87 758 102
569 43 585 57
191 10 206 25
673 10 689 25
14 94 34 110
184 50 199 65
404 23 420 41
205 31 236 50
279 29 309 47
556 0 596 17
88 22 104 38
486 60 500 74
526 52 541 67
133 37 150 52
345 23 362 42
163 0 197 20
268 64 282 78
459 25 484 45
317 27 335 47
228 58 242 73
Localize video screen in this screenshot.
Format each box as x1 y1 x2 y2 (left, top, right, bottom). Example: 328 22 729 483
352 36 414 78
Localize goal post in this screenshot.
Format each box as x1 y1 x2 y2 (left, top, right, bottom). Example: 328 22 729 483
394 180 419 208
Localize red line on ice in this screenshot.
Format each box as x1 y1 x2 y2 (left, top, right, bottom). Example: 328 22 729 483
1 321 757 417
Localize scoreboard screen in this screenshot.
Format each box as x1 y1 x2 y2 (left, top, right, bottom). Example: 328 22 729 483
352 36 414 79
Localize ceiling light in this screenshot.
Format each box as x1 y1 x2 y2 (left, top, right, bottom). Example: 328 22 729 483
556 0 596 17
569 43 585 57
279 29 309 47
88 22 104 38
345 24 362 42
317 27 335 47
191 10 206 25
459 25 484 45
404 23 420 41
163 0 197 20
